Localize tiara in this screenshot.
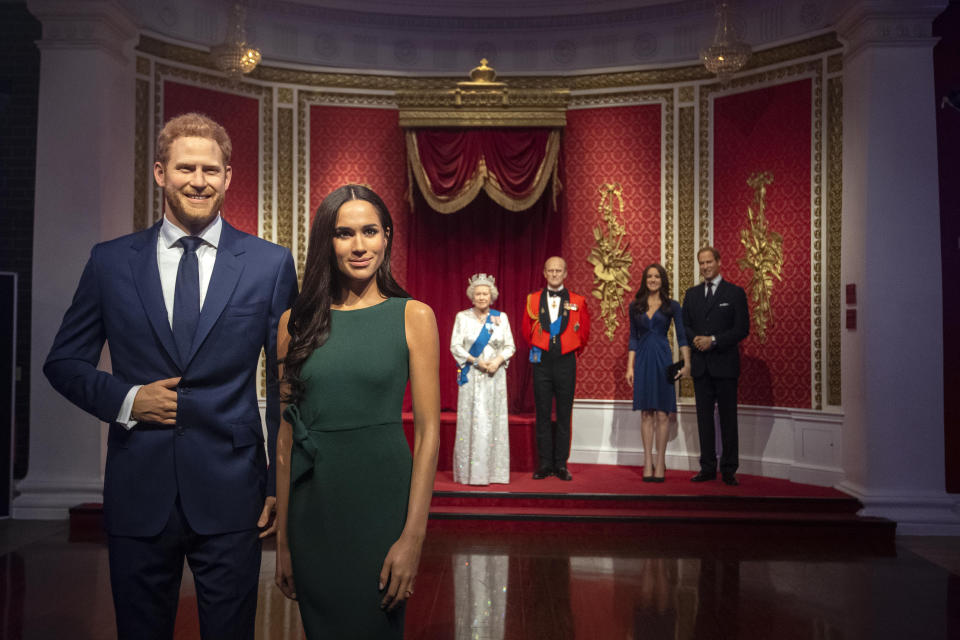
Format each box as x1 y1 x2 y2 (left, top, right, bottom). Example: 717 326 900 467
467 273 496 288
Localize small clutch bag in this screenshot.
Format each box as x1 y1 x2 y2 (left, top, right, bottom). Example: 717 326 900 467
665 360 685 383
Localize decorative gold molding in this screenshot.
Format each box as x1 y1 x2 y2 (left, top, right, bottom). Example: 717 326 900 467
826 77 843 406
663 96 675 285
677 107 696 297
398 108 567 128
134 78 150 232
588 183 633 341
697 85 711 248
812 68 824 410
397 61 568 128
827 54 842 74
296 94 309 282
678 85 695 103
738 172 783 344
136 33 841 92
677 106 696 399
277 107 294 250
277 87 294 105
136 56 151 76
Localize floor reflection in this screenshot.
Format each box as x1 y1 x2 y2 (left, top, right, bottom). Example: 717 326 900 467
1 523 959 639
453 553 508 639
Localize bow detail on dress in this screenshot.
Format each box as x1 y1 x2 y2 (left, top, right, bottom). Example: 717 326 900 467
283 404 319 485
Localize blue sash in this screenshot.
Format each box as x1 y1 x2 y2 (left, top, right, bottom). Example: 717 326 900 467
458 309 501 386
529 313 563 363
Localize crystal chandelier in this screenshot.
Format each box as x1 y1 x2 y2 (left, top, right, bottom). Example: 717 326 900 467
210 4 261 82
700 1 752 83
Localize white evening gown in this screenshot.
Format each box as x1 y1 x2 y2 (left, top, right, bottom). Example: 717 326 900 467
450 309 516 485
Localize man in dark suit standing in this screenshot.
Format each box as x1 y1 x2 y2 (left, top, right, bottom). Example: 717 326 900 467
682 246 749 486
525 256 590 481
44 113 298 639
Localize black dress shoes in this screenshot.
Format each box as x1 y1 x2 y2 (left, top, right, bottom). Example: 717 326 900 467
532 467 553 480
690 472 717 482
722 473 739 486
554 467 573 481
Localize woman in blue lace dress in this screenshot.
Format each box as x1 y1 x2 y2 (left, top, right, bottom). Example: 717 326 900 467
625 263 691 482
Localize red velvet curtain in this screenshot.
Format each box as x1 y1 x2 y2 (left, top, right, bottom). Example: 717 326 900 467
408 128 560 213
402 188 561 413
415 129 552 198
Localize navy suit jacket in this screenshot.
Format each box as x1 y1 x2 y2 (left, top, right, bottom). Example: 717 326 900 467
45 219 298 537
681 279 749 379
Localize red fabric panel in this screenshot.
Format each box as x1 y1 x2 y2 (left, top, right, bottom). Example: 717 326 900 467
404 189 561 413
561 105 663 400
415 128 551 199
481 129 552 197
162 81 260 236
714 79 813 408
309 106 409 283
414 130 483 195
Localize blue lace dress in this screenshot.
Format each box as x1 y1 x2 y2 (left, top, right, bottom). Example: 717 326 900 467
629 301 687 413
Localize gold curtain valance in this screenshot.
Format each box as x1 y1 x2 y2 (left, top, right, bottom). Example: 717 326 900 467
405 129 562 214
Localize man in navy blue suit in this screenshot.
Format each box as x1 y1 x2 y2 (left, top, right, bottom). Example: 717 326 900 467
682 246 749 487
45 113 298 639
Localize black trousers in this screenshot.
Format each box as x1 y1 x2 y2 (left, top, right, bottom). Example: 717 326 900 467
107 497 261 640
533 349 576 469
692 374 739 475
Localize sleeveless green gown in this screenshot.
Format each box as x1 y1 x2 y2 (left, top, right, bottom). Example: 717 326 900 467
284 297 411 638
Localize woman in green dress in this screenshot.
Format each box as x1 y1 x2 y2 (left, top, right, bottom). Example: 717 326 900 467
270 184 440 638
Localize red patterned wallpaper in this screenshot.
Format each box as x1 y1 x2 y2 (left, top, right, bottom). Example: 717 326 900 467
308 106 409 283
713 79 812 408
561 104 663 400
162 81 260 236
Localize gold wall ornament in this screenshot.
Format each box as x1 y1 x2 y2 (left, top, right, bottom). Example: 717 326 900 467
588 183 634 341
397 59 569 128
737 172 783 343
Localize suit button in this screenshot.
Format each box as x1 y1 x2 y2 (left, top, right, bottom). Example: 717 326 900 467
176 427 185 436
180 386 190 395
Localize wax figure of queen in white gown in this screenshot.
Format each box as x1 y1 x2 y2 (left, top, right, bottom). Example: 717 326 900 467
450 273 516 485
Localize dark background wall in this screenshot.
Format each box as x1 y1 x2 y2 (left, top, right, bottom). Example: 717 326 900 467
0 1 39 480
934 0 960 493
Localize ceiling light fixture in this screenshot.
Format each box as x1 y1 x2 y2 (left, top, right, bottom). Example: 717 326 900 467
701 1 752 83
210 3 261 83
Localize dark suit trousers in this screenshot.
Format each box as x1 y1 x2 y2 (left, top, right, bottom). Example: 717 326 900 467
108 497 261 640
692 374 739 475
533 348 576 469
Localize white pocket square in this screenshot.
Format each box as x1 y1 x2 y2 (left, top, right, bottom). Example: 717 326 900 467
719 302 730 307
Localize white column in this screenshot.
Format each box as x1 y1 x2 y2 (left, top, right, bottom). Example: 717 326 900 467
15 0 138 518
837 0 960 533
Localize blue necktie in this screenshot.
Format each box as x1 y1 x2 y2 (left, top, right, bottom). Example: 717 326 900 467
173 236 204 364
706 280 714 302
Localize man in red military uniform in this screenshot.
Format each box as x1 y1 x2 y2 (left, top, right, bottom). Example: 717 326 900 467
525 256 590 480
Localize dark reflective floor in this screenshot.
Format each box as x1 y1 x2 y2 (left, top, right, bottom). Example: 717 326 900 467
1 520 959 639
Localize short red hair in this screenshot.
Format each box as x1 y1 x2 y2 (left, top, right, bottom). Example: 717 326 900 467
155 112 232 166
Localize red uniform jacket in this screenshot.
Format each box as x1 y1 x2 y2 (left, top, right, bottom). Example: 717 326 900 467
525 288 590 356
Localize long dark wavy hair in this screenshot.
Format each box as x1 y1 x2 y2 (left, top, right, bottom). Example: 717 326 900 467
629 263 674 321
282 184 409 403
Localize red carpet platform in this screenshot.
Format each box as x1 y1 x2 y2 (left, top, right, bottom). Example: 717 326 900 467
427 464 896 550
69 461 895 551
